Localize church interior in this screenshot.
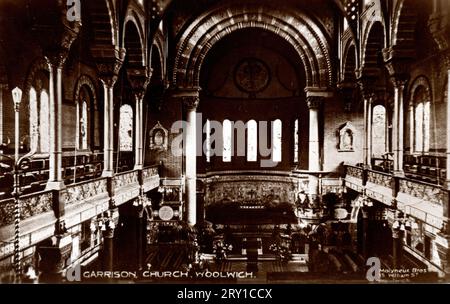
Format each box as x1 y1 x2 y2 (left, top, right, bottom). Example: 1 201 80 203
0 0 450 283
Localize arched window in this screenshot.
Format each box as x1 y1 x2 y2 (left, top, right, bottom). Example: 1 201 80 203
223 119 232 162
76 99 88 150
272 119 282 162
294 119 299 163
413 87 430 153
372 105 386 157
119 104 133 152
247 120 257 162
39 91 50 153
29 88 38 151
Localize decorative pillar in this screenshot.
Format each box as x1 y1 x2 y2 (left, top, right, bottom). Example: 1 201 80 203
173 88 200 226
363 94 375 168
127 68 151 170
97 50 125 177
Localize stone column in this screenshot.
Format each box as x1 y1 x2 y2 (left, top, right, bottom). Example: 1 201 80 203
306 95 323 201
127 68 151 170
392 79 407 176
101 80 115 177
45 58 65 190
97 51 125 177
363 94 375 168
173 88 200 226
184 94 199 226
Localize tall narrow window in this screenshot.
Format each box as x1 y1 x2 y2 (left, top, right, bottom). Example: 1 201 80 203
294 119 299 163
223 119 232 162
415 102 424 152
39 91 50 153
372 105 386 157
119 104 133 152
81 100 88 150
423 101 430 153
205 119 211 163
247 120 257 162
29 88 38 152
272 119 282 162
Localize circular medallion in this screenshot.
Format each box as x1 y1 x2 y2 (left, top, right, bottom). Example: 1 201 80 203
234 58 270 93
159 206 174 221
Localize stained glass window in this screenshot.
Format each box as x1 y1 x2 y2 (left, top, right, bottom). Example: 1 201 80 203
272 119 282 162
119 104 133 152
39 91 50 153
247 120 257 162
223 119 232 162
372 105 386 157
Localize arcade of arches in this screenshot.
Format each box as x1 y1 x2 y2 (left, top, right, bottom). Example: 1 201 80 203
0 0 449 283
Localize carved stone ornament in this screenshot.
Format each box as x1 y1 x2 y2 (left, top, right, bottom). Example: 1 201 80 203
337 122 356 152
149 121 169 151
182 96 200 110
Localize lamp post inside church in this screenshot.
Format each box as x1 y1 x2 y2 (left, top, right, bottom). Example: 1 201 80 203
11 87 22 277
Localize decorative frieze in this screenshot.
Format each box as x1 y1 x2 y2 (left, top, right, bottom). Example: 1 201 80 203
65 179 108 206
367 171 392 189
113 171 139 189
399 179 444 207
346 166 364 179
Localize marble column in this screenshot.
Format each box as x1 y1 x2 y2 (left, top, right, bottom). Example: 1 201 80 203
363 94 374 168
46 59 65 190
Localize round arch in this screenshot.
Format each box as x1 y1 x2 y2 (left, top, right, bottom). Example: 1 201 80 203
409 76 432 105
173 5 332 89
361 21 386 76
74 75 98 109
391 0 418 48
342 40 357 82
123 18 145 68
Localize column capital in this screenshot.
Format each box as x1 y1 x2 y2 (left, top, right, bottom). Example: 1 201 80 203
97 48 126 87
127 67 152 99
383 47 413 85
428 12 450 53
172 87 201 111
306 96 324 109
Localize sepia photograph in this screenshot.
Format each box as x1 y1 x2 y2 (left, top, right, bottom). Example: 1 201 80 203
0 0 449 289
